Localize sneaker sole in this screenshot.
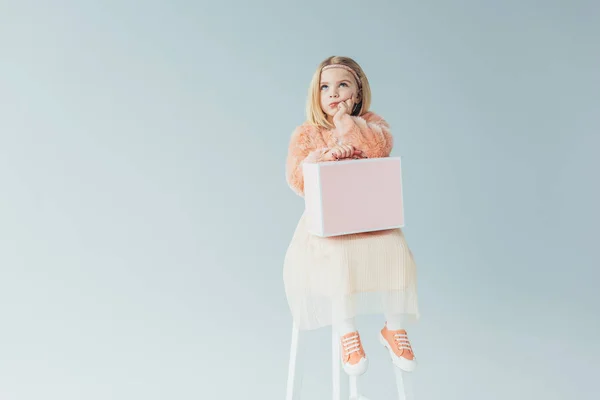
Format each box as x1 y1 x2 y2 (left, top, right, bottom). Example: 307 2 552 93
378 333 417 372
342 356 369 376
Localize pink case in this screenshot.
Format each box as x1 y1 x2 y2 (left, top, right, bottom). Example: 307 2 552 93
302 157 405 237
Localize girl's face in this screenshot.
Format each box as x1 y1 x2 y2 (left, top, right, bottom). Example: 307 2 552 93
319 67 361 120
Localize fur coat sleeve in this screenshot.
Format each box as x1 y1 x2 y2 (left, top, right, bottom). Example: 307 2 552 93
285 111 394 197
334 111 394 159
285 124 329 197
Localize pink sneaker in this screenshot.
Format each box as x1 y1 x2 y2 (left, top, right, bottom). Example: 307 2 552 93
340 331 368 376
379 326 417 372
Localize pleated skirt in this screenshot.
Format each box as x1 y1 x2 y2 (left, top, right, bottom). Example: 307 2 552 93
283 212 419 331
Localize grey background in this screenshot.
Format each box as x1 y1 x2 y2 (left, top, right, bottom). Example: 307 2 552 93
1 1 599 399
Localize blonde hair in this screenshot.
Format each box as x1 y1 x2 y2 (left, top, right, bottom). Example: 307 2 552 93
305 56 372 129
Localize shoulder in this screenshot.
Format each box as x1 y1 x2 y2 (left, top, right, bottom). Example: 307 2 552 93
290 122 321 143
353 110 390 128
292 121 321 135
286 122 324 155
357 111 387 124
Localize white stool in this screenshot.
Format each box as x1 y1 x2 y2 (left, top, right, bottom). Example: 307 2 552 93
286 322 412 400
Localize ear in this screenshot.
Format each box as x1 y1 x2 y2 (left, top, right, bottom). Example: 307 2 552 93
354 91 362 103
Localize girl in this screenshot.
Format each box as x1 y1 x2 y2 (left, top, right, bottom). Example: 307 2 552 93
283 56 419 376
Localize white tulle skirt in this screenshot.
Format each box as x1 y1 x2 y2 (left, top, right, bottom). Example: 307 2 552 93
283 212 420 331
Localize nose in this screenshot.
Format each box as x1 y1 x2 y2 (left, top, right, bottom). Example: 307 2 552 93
329 90 339 98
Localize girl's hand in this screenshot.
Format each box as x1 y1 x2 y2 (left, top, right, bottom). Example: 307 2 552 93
333 94 356 128
337 98 352 115
323 144 365 161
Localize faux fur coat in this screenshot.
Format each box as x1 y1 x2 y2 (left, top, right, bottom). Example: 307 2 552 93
285 111 393 197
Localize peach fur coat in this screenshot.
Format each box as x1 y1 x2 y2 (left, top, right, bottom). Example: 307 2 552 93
285 111 393 196
282 110 420 330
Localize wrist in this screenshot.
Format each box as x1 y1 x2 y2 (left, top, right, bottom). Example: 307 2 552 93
334 112 352 122
333 113 354 132
304 147 329 163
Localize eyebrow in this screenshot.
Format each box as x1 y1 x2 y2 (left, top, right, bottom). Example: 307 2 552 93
320 79 352 85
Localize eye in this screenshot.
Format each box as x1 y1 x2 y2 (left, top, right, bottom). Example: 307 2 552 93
320 84 328 90
340 82 348 87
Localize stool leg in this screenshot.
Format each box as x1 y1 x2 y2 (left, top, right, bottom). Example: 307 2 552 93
349 376 358 398
286 323 300 400
394 367 415 400
332 328 340 400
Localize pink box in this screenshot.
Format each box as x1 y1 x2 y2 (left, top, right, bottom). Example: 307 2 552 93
302 157 405 237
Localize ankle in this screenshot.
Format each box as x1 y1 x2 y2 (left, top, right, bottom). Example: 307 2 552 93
336 318 357 337
385 314 405 331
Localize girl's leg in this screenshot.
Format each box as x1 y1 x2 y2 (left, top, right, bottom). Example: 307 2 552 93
332 297 368 376
381 293 417 372
382 291 408 329
384 312 405 330
332 295 356 336
335 317 357 336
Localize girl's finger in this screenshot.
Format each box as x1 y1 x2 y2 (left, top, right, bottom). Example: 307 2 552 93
345 145 353 158
353 149 366 158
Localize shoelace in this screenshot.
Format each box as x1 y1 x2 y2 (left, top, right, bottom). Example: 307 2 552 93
394 332 413 352
342 334 362 356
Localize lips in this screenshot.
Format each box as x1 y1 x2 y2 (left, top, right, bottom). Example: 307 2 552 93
330 98 351 108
